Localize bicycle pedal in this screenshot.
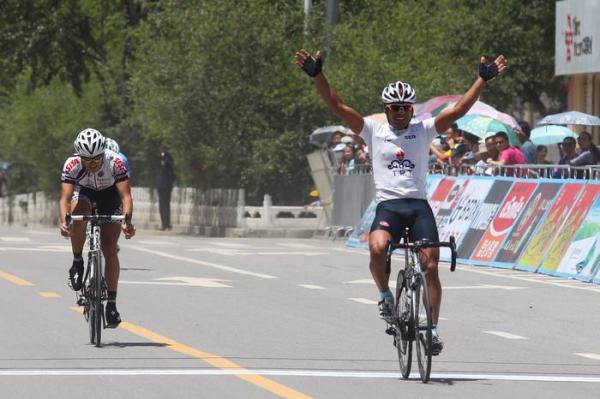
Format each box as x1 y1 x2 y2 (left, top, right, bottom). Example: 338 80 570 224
385 326 396 336
76 298 85 306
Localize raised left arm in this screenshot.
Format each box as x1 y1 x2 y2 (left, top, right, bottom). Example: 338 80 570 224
435 55 506 133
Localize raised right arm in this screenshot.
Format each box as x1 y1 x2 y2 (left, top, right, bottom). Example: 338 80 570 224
295 49 364 135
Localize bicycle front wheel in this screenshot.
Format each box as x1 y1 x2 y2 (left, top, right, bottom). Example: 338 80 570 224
395 270 412 379
414 274 432 383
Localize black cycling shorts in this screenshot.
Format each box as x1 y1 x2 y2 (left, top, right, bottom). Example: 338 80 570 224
370 198 439 244
72 185 122 217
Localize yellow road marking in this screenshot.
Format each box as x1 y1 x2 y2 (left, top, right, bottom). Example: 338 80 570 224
119 322 313 399
0 270 34 286
39 291 61 298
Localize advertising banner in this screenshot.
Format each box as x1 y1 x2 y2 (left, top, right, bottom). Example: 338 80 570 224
556 195 600 282
426 174 444 200
471 182 538 266
437 177 495 248
457 179 513 260
516 183 585 271
538 185 600 276
428 177 456 217
555 0 600 75
495 182 563 264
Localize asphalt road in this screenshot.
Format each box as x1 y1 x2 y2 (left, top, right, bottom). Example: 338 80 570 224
1 224 600 399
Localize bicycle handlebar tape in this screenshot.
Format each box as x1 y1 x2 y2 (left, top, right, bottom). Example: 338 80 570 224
479 60 499 82
302 56 322 78
449 236 457 272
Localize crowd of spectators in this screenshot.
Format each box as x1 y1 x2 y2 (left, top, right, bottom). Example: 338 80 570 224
327 130 371 175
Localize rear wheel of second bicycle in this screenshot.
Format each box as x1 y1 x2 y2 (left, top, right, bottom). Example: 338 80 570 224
414 274 432 383
395 270 412 379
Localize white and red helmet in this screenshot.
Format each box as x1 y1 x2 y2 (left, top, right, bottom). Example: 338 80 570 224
381 81 416 104
74 128 106 157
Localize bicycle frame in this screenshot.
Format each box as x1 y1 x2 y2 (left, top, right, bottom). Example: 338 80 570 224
67 211 125 347
385 229 457 383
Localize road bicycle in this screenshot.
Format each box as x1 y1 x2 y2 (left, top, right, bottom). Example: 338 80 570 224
67 211 125 347
384 228 457 383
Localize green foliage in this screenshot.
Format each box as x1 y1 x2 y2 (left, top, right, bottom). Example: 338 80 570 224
0 0 565 203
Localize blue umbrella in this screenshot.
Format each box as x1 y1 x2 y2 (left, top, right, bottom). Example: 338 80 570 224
530 125 577 145
455 114 519 146
537 111 600 126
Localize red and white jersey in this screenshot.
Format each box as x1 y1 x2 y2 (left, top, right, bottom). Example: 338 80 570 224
61 150 129 191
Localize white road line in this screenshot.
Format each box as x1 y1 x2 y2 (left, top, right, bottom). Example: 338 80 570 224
460 266 600 293
138 240 180 246
187 248 327 256
444 284 526 290
575 353 600 361
127 245 276 279
277 243 319 249
1 369 600 382
0 237 32 242
332 248 370 256
0 247 69 252
484 331 529 340
348 298 378 304
298 284 325 290
206 241 252 248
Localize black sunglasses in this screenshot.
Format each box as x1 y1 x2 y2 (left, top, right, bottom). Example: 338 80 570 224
385 104 413 113
80 154 103 162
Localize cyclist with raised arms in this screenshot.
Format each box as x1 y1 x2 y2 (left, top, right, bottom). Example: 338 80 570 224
59 128 136 328
295 49 506 354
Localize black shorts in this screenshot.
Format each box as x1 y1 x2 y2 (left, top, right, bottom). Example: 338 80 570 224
370 198 439 244
72 185 122 217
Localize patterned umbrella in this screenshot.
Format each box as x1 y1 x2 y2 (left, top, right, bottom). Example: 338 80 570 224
456 114 520 146
423 98 521 134
530 125 577 145
537 111 600 126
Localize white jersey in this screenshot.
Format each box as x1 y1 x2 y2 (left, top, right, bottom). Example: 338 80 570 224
361 117 437 202
61 150 129 191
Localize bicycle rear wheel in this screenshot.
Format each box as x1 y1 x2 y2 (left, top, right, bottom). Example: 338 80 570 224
395 270 412 379
414 274 432 383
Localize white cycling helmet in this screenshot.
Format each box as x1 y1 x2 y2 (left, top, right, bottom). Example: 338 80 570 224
104 137 120 153
381 81 416 104
74 128 106 157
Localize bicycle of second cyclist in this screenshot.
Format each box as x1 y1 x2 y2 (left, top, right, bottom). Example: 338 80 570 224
66 211 125 347
384 228 457 383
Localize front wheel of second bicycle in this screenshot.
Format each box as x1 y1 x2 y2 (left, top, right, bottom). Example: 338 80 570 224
395 270 412 379
414 274 432 383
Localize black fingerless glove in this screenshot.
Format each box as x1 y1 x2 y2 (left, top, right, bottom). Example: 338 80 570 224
302 56 322 77
479 60 499 82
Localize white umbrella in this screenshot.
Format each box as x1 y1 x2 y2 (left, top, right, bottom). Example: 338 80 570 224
537 111 600 126
530 125 577 145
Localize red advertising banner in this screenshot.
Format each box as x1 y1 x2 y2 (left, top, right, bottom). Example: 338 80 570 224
471 182 538 263
429 177 456 217
516 183 585 271
495 183 562 264
538 185 600 274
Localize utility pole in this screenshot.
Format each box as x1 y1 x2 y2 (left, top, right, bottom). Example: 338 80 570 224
325 0 339 57
304 0 312 37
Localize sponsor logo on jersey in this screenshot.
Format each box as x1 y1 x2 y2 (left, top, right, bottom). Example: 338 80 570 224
387 159 415 176
65 158 80 174
404 134 416 139
395 149 405 159
113 157 127 174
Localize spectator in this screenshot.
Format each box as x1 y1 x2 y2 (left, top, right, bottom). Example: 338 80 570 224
156 144 176 230
454 132 480 166
517 121 536 164
473 135 500 176
355 147 371 173
568 131 600 179
536 145 551 164
0 170 7 197
552 137 578 178
328 131 344 149
486 131 525 176
337 144 356 174
571 131 600 166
